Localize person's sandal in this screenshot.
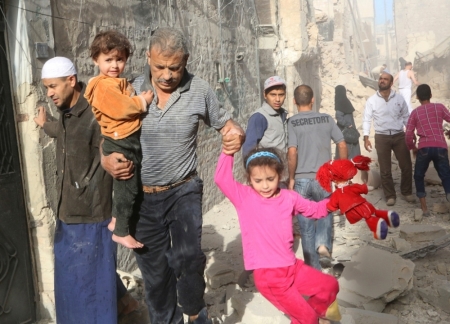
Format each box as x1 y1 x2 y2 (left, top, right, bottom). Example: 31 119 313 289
187 307 212 324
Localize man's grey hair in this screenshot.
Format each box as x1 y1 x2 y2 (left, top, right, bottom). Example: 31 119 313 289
149 27 189 56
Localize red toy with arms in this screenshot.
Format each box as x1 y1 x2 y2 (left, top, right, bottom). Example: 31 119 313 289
316 155 400 240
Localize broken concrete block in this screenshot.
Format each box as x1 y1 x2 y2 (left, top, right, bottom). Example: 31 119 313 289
205 261 235 289
345 308 399 324
391 237 411 251
358 170 381 189
225 284 238 316
367 170 381 189
231 291 290 323
425 166 443 185
414 209 423 221
433 203 449 214
339 314 356 324
417 277 450 313
399 224 446 242
437 262 448 276
337 246 414 312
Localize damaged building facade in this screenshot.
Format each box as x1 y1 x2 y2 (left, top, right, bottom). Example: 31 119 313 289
394 0 450 99
0 0 321 322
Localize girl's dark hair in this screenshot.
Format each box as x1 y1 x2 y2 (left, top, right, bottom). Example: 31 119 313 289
244 147 285 181
89 30 132 60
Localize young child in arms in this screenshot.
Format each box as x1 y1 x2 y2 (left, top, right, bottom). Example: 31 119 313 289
85 30 153 249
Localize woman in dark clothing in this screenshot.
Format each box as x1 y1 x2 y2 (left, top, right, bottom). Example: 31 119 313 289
334 85 361 159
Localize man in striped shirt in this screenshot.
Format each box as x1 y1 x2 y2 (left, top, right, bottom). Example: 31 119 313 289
102 27 244 324
405 84 450 216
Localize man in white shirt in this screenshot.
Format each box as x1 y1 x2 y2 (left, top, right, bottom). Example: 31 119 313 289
394 62 419 113
362 72 415 206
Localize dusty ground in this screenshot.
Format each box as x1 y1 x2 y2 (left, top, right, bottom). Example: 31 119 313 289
117 90 450 323
118 151 450 324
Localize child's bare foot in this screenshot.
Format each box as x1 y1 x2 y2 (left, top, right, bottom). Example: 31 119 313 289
108 217 116 232
112 234 144 249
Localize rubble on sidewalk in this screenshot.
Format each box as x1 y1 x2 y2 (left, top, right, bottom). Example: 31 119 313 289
205 259 235 289
341 307 399 324
230 290 290 324
399 224 446 242
337 246 414 312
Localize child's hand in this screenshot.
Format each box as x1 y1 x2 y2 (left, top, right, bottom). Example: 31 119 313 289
141 90 154 105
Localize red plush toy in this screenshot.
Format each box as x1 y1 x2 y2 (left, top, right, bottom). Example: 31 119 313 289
316 155 399 240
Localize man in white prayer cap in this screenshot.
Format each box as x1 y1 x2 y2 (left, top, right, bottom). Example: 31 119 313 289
34 57 138 323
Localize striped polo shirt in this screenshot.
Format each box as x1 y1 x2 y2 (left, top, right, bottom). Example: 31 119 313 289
132 66 230 186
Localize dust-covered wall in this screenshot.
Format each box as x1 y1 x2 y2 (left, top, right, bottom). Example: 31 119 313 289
395 0 450 62
6 0 261 321
394 0 450 99
255 0 322 114
49 0 261 212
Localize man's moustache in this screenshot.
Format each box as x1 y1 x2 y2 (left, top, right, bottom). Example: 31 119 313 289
155 78 174 83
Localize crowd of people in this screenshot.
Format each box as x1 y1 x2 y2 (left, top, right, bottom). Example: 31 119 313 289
33 26 450 324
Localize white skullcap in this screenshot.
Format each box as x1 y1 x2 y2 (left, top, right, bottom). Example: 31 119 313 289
41 57 77 79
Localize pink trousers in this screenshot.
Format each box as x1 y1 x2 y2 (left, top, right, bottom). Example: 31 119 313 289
253 259 339 324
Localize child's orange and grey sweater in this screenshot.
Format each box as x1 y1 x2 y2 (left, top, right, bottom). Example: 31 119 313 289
84 75 147 140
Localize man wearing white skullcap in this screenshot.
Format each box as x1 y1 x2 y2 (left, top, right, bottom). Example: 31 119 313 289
34 57 137 323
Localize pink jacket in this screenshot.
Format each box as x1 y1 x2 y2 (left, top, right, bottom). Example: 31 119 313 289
214 153 329 270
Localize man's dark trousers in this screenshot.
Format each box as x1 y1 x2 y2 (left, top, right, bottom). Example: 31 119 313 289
134 176 207 324
375 132 412 200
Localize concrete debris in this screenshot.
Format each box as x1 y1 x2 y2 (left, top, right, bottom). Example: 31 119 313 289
363 170 382 189
337 246 414 312
417 277 450 314
344 308 399 324
399 234 450 260
224 284 238 316
390 237 411 252
339 314 356 324
414 208 423 221
399 224 446 242
424 166 443 185
205 260 235 289
315 11 328 23
433 202 449 214
231 290 290 323
436 262 448 275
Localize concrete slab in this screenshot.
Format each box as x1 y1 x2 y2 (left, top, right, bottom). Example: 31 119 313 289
337 246 414 312
231 291 290 324
345 308 399 324
205 260 235 289
417 278 450 313
391 237 411 252
399 224 446 242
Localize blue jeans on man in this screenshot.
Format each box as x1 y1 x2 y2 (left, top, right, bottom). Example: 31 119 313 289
294 178 333 270
414 147 450 197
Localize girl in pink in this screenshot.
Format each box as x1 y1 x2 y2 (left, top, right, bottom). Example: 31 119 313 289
214 147 341 324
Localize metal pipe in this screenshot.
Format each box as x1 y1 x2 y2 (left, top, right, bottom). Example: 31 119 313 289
218 0 225 81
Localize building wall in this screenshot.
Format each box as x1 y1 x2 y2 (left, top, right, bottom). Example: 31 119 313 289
6 0 261 321
255 0 321 114
395 0 450 62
